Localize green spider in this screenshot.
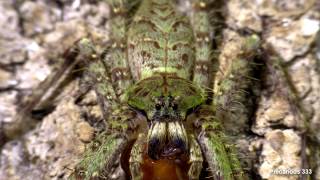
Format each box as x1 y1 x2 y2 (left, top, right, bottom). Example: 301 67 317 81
3 0 260 179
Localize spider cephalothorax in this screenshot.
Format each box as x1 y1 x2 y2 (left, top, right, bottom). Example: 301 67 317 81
127 75 205 160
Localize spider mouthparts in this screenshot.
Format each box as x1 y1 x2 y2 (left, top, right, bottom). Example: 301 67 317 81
148 140 186 160
160 147 183 158
148 138 161 160
147 121 188 160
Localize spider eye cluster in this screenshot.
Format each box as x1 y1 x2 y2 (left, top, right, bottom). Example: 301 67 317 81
154 95 179 111
155 103 161 110
154 102 178 110
171 103 178 110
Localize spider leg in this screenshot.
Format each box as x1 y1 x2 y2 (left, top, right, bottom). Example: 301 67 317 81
213 33 260 135
129 133 145 180
192 105 247 180
94 0 144 112
84 39 119 119
73 1 146 179
188 1 251 179
102 0 134 103
75 0 143 119
74 132 128 180
73 105 144 180
188 134 203 180
190 0 214 89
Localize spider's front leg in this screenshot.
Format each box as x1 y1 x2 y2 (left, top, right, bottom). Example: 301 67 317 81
74 1 142 178
129 133 145 180
192 31 260 177
188 134 204 180
74 105 145 179
191 105 246 180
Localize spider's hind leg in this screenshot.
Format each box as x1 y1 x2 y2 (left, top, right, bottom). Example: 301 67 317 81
84 0 138 119
190 0 215 90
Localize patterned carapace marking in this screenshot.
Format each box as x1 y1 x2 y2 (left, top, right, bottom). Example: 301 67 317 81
127 0 195 83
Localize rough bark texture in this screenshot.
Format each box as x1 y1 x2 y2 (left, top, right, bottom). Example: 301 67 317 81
0 0 319 180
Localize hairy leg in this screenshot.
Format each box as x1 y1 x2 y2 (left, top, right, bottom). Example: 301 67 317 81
73 105 143 179
188 134 203 180
190 0 214 89
129 133 145 180
102 0 135 102
188 1 249 179
213 33 260 135
192 105 246 180
210 34 261 178
73 1 145 179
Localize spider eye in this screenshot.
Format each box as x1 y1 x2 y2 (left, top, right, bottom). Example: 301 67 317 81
155 104 161 110
172 103 178 110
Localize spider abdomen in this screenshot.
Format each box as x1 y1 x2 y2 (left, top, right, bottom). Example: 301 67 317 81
127 0 195 81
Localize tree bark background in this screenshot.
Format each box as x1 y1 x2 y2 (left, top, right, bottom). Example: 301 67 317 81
0 0 319 180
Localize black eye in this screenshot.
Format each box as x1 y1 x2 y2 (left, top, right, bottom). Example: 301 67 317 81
172 103 178 110
155 104 161 110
